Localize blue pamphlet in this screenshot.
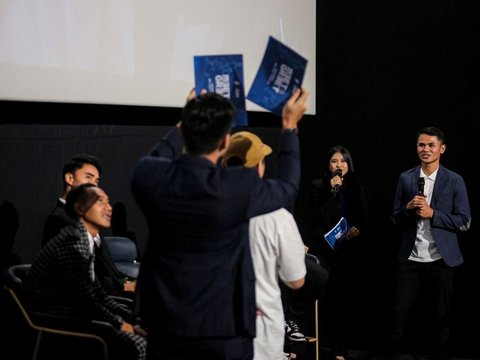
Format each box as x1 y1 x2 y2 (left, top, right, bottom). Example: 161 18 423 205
324 217 350 250
247 36 307 115
194 54 247 127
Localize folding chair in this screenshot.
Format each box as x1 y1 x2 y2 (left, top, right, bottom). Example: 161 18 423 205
305 299 320 360
4 264 114 360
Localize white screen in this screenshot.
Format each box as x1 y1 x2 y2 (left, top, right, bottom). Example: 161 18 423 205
0 0 316 114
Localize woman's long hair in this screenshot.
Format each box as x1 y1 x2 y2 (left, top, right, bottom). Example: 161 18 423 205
322 145 355 178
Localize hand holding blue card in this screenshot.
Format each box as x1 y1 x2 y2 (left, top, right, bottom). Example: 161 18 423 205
247 36 307 115
324 217 350 250
194 54 248 126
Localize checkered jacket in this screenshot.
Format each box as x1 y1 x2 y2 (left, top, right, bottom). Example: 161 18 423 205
26 221 135 327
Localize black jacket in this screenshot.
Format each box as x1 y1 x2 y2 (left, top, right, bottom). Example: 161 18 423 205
42 200 127 296
309 172 369 266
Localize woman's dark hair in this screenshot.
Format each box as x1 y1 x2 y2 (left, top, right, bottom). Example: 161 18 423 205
65 183 100 219
323 145 355 176
180 93 235 155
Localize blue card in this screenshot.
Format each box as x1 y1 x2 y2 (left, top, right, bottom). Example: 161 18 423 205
194 54 248 127
324 217 350 250
247 36 307 115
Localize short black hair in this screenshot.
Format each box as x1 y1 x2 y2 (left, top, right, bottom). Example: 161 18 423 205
417 126 446 144
225 156 245 167
62 153 102 187
180 93 235 155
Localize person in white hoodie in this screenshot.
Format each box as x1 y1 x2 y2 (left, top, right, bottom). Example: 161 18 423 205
223 131 306 360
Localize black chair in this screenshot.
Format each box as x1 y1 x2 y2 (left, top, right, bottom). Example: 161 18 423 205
102 237 140 280
4 264 115 360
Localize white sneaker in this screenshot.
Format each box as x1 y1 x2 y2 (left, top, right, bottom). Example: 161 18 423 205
284 320 306 342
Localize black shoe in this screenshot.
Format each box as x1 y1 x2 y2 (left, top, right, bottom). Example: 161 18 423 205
284 320 306 342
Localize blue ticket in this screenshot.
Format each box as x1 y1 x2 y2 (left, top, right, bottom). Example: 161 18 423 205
324 217 350 250
194 54 247 126
247 36 307 115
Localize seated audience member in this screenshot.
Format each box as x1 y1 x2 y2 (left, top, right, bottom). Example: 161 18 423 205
27 184 146 360
282 249 329 344
42 153 135 296
223 131 307 360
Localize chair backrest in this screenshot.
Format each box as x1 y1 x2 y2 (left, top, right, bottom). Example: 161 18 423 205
4 263 32 313
5 263 30 290
306 252 320 265
3 264 110 360
102 236 140 279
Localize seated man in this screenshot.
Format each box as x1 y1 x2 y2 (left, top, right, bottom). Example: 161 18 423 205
27 183 146 360
42 153 135 296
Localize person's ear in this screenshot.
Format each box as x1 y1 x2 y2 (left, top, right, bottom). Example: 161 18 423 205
256 161 265 179
65 172 75 186
73 202 85 217
440 144 446 154
219 133 231 153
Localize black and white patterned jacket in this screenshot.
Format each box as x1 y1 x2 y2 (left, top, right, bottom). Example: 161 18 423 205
26 220 136 327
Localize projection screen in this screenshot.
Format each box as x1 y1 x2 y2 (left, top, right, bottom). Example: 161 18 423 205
0 0 316 114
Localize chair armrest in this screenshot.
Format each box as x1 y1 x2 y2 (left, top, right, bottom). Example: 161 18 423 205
33 311 115 333
108 295 134 307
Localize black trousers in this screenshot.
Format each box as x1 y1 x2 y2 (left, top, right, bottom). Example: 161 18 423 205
283 253 330 320
391 259 455 357
147 335 253 360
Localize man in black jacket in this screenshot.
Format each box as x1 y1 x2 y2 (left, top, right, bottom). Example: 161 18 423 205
132 89 308 359
42 153 135 297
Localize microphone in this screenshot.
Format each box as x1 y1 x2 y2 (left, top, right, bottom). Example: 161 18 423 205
417 177 425 196
333 169 343 194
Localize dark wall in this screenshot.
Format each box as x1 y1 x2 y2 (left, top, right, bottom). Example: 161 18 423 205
0 122 286 263
310 1 479 356
1 0 479 357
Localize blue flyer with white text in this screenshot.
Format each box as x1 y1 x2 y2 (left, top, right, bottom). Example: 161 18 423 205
324 217 350 250
247 36 307 115
194 54 247 127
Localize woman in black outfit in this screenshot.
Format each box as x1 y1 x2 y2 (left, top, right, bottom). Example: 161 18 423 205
309 146 369 360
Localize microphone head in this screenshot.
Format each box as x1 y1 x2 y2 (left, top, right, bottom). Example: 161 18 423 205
332 169 342 195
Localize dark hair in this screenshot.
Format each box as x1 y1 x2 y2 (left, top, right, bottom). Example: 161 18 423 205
225 156 245 167
324 145 355 175
416 126 445 144
65 183 101 219
180 93 235 155
62 153 102 187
